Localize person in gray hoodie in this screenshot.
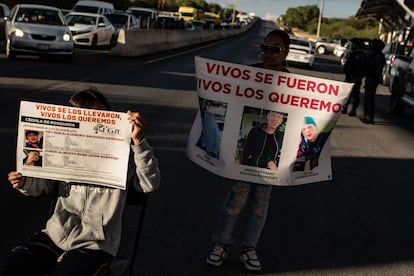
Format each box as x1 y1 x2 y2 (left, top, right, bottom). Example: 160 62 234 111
1 88 160 276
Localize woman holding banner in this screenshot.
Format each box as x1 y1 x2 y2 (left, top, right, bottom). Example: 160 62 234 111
206 29 290 272
2 88 160 276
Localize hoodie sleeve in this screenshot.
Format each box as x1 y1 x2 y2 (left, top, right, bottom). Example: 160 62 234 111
17 177 56 197
130 139 161 193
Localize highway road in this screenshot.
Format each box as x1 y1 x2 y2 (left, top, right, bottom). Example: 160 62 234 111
1 20 414 275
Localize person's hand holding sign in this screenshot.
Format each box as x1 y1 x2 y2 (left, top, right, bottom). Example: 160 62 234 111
127 110 145 145
7 172 25 189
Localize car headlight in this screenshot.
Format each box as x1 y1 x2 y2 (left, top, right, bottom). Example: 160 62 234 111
14 29 24 37
63 33 71 42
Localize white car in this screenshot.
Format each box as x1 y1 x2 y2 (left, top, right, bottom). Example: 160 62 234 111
286 37 315 69
65 12 115 48
5 4 74 61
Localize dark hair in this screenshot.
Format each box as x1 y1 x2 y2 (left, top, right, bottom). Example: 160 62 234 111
69 87 110 110
265 29 290 48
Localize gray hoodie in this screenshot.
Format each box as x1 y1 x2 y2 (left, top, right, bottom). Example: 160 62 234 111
18 139 160 256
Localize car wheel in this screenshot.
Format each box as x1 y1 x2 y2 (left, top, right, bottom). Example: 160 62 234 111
317 46 326 55
6 39 16 59
389 80 406 115
91 35 98 49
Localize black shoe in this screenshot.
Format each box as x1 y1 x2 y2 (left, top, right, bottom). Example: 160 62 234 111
360 116 374 124
348 110 356 117
341 108 347 114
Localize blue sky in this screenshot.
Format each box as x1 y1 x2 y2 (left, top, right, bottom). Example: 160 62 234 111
210 0 363 20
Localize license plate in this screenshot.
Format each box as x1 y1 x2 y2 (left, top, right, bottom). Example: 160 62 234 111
38 44 49 50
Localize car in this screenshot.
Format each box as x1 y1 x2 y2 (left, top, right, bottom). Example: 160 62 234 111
4 4 74 61
381 42 403 86
65 12 116 48
104 11 139 36
315 37 348 55
286 36 315 69
388 28 414 115
0 3 11 41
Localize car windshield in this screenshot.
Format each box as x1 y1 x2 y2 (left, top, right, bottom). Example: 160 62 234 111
16 8 65 26
105 14 127 25
66 14 97 25
73 5 99 14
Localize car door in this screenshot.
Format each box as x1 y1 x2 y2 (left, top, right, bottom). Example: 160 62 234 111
97 15 112 45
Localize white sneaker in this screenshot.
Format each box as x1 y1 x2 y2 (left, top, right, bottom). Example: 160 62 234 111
206 242 228 267
240 247 262 271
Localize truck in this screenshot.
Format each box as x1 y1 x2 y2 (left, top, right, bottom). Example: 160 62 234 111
388 28 414 115
178 6 204 22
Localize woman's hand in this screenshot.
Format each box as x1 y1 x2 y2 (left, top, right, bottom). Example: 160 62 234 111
7 171 25 189
127 110 145 145
267 161 278 171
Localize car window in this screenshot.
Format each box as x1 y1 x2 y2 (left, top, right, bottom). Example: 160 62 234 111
16 8 65 26
290 38 310 47
66 14 97 25
106 14 127 25
73 5 99 14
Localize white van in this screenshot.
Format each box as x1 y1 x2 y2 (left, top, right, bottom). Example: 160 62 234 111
72 0 114 14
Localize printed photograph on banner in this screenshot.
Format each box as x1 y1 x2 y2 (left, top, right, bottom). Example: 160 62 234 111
23 149 43 167
292 116 336 172
236 106 288 171
24 129 43 149
196 98 228 159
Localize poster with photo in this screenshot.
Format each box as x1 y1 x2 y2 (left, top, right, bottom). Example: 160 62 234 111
187 57 354 186
16 101 131 189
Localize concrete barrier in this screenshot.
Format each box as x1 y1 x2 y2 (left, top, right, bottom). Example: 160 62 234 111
110 18 258 57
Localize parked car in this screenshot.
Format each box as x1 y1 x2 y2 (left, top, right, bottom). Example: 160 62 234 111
4 4 74 61
104 11 139 36
0 3 10 41
381 42 403 86
286 36 315 69
315 37 348 55
388 28 414 114
65 12 116 48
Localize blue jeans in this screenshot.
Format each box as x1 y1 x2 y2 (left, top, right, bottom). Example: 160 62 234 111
214 181 272 248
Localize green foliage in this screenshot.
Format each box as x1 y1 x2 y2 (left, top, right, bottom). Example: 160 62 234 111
283 4 383 39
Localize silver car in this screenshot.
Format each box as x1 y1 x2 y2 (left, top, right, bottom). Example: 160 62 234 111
5 4 74 61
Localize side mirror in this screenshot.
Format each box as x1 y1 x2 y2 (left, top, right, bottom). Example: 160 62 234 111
98 22 105 28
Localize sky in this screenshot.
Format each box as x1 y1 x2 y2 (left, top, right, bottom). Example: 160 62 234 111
210 0 363 20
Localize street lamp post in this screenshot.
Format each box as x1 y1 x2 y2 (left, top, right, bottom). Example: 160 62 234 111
316 0 325 39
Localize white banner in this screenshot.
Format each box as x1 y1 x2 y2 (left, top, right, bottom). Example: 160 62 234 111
187 57 353 186
16 101 131 189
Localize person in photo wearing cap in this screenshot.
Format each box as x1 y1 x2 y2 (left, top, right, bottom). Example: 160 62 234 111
293 116 331 171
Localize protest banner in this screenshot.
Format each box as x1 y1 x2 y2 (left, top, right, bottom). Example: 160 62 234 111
187 57 354 186
16 101 131 189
